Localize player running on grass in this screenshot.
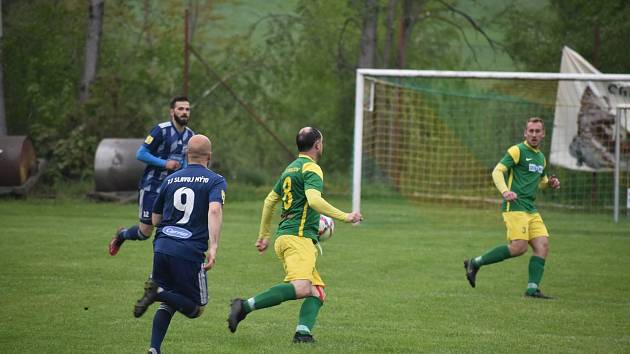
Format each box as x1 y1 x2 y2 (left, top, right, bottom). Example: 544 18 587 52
109 96 194 256
132 135 226 354
227 127 362 343
464 117 560 299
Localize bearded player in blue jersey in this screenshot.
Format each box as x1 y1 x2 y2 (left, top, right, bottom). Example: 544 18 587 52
132 134 226 354
109 96 195 256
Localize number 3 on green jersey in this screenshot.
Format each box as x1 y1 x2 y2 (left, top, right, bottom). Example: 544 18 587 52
282 176 293 209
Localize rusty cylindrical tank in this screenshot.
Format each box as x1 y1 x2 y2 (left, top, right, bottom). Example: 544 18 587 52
0 136 37 186
94 138 145 192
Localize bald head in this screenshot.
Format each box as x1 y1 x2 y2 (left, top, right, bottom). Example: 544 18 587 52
296 127 322 152
296 126 323 161
187 134 212 166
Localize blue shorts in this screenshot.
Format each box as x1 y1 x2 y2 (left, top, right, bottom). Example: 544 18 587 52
151 252 208 306
138 190 158 225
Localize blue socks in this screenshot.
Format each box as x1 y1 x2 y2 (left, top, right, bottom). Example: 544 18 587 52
150 304 174 351
149 292 201 352
119 225 150 241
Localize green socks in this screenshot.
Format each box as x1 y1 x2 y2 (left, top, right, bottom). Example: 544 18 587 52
472 244 512 267
526 255 546 294
242 284 324 335
243 283 297 313
296 296 323 334
471 245 547 294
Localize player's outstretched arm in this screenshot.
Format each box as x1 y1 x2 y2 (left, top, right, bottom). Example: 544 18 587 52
345 211 363 224
305 189 360 223
205 202 223 270
256 191 280 253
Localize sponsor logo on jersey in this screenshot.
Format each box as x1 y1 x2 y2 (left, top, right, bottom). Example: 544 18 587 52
528 163 544 174
145 135 154 144
163 226 192 239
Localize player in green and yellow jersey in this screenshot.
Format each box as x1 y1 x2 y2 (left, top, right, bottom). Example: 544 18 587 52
227 127 362 342
464 117 560 299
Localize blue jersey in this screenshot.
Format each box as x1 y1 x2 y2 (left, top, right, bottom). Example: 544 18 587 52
139 121 195 193
152 164 227 262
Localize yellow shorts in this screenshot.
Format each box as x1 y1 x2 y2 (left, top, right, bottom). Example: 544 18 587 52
274 235 325 286
502 212 549 241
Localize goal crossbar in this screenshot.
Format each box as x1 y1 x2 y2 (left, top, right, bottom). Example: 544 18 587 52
357 69 630 81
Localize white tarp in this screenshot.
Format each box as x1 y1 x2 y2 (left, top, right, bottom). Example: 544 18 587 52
550 46 630 171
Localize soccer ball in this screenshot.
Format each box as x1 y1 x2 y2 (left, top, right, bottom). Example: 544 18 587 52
318 215 335 242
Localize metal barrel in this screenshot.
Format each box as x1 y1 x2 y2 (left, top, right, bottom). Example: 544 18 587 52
94 138 145 192
0 136 37 187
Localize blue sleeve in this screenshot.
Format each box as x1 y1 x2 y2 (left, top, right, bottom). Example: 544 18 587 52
136 145 167 168
209 178 227 205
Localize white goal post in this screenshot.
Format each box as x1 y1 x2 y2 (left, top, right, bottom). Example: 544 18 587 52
352 69 630 218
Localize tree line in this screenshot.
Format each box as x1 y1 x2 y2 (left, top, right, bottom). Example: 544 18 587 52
1 0 627 188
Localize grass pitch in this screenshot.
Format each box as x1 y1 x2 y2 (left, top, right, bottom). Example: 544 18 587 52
0 196 628 353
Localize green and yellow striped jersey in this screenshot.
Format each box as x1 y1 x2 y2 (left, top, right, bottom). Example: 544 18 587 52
499 141 548 212
272 154 323 241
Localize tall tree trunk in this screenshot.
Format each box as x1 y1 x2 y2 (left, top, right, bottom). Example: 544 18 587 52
396 0 413 69
0 52 6 136
79 0 104 103
358 0 378 69
0 0 6 136
392 0 420 188
382 0 397 68
396 0 426 69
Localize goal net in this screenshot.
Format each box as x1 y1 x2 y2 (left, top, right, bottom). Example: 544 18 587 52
352 70 630 219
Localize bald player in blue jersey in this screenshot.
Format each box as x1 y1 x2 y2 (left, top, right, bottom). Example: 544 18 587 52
132 134 226 354
109 96 195 256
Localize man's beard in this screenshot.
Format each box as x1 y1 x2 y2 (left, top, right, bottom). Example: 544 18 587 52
174 115 188 126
